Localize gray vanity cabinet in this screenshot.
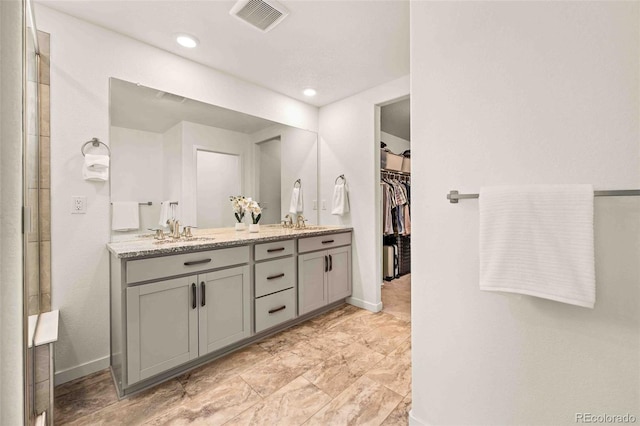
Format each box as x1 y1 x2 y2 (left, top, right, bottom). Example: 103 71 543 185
126 277 198 384
198 266 251 355
126 266 250 385
298 232 352 315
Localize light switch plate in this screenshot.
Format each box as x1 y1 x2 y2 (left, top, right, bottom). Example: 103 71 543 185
71 196 87 214
313 200 318 210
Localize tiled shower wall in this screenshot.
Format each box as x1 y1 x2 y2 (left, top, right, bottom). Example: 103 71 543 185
39 29 51 313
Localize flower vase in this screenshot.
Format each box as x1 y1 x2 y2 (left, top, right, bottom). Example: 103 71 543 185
249 223 260 233
235 222 246 231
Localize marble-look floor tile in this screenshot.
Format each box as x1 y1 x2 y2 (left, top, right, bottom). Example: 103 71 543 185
365 353 412 397
65 379 186 426
240 352 318 398
303 342 385 398
288 333 351 365
309 304 368 330
225 376 331 425
328 311 399 339
305 376 403 426
357 319 411 355
179 345 273 396
257 328 310 356
381 393 412 426
54 369 119 424
144 376 261 425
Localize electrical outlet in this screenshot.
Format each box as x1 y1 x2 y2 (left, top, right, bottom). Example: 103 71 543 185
322 199 327 210
71 196 87 214
313 199 318 210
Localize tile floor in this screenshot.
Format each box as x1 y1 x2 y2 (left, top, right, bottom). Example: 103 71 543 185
55 274 411 425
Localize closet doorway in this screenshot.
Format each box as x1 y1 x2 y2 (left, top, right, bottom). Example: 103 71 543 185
378 97 411 321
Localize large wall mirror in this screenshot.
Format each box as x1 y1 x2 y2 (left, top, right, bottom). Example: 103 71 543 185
109 78 318 240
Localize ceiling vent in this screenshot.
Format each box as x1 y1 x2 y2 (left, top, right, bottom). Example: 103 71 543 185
155 91 187 104
230 0 290 32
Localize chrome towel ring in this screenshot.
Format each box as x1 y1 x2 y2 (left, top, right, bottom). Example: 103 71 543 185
81 137 111 157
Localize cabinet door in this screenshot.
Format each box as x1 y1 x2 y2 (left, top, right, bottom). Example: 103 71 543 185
127 277 198 385
298 251 328 315
198 266 250 355
327 246 352 303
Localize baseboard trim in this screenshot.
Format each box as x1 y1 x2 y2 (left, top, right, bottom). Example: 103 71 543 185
55 355 110 386
409 409 431 426
346 297 383 312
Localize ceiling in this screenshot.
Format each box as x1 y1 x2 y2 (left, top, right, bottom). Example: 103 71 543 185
36 0 410 107
381 98 410 141
110 78 278 134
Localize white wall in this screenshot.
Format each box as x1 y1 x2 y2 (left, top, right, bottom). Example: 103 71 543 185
162 122 183 219
110 126 163 236
256 138 282 224
0 0 25 422
319 75 410 311
380 131 410 155
35 5 319 383
250 124 319 225
411 2 640 425
181 121 252 227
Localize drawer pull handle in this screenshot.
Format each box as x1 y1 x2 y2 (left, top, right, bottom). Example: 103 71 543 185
184 259 212 266
267 247 286 253
321 239 335 244
268 305 287 314
201 282 206 307
267 273 285 280
191 283 197 309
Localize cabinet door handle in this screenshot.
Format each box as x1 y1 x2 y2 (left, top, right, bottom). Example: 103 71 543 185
321 239 335 244
267 247 285 253
191 283 197 309
268 305 287 314
184 259 212 266
200 282 206 307
329 255 333 271
267 273 285 280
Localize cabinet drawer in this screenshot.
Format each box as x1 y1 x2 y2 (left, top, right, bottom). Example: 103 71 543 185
298 232 352 254
254 239 295 261
255 288 296 333
126 246 250 284
255 257 295 298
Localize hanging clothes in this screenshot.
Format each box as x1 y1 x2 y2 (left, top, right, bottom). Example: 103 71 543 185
381 174 411 236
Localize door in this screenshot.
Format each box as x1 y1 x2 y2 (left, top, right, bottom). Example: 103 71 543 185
327 246 352 303
126 277 198 384
298 251 328 315
196 150 242 228
256 137 282 224
198 266 251 355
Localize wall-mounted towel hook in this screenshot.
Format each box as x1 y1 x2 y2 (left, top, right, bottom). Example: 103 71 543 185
81 137 111 157
293 178 302 188
335 174 346 184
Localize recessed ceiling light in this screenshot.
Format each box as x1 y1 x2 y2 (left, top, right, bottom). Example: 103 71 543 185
176 34 199 48
303 88 317 97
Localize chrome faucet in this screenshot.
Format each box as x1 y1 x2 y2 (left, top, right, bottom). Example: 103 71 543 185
295 214 307 229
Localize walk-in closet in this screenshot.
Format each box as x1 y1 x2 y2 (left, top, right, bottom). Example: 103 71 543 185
379 97 411 319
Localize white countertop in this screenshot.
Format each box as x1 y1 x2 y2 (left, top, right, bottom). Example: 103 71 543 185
107 225 353 259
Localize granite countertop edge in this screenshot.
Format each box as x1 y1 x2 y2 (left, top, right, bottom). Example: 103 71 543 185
107 227 353 259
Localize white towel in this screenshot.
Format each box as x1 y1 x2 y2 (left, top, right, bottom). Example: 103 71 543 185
331 183 350 215
111 201 140 231
82 154 109 181
479 184 595 308
159 201 179 227
289 187 304 214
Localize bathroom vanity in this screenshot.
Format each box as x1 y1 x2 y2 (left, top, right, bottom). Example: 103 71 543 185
107 226 352 397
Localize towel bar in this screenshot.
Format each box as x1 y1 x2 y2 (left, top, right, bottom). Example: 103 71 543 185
447 189 640 203
111 202 152 206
